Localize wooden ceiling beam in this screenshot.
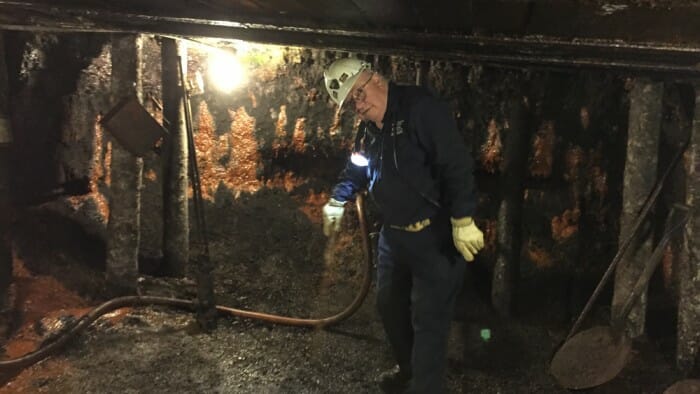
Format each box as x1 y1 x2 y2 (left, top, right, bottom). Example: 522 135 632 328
0 2 699 76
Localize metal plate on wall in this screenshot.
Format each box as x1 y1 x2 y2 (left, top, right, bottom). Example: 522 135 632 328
101 96 167 157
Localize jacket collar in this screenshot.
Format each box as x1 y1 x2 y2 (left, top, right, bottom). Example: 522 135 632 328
380 82 401 130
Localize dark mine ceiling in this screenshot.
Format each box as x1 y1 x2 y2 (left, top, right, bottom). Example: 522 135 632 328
1 1 700 74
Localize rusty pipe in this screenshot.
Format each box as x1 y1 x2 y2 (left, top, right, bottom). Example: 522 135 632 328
0 194 372 371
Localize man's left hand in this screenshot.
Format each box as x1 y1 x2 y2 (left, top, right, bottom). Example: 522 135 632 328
450 217 484 262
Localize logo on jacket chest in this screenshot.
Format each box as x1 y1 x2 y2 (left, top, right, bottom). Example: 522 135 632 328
393 119 405 136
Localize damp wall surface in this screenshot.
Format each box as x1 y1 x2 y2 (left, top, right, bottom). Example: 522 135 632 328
2 32 693 321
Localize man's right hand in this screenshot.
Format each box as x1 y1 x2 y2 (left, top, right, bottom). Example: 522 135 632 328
322 198 345 237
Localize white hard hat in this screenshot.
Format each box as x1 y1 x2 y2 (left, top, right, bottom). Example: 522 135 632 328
323 58 371 107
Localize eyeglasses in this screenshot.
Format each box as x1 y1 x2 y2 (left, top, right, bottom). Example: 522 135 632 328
344 72 373 109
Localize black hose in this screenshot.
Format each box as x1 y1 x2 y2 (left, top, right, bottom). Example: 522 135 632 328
0 194 372 371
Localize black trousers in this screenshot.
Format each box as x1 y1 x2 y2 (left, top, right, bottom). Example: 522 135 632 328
376 217 465 393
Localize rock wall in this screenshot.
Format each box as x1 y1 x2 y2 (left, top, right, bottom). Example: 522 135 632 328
5 32 691 324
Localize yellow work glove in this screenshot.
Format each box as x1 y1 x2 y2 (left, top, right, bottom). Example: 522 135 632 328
450 217 484 262
322 198 345 237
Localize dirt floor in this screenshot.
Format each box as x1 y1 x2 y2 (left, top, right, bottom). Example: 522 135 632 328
0 187 693 394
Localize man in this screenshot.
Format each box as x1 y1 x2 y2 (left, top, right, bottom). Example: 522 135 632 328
322 57 484 393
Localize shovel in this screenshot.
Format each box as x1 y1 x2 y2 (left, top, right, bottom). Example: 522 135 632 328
550 204 690 390
664 379 700 394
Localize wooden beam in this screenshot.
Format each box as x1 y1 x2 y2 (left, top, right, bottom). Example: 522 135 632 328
0 31 12 338
492 95 529 316
161 38 189 278
1 3 700 75
611 78 663 338
105 34 144 290
677 83 700 373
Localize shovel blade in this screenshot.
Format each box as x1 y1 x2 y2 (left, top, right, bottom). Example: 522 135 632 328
550 325 631 389
664 379 700 394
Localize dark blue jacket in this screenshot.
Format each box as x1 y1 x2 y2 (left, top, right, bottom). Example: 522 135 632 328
332 83 477 226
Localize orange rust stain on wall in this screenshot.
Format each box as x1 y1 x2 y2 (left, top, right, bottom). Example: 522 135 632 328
525 239 553 269
91 116 105 191
551 208 580 242
193 103 263 200
265 171 306 193
292 117 307 153
530 121 555 178
224 106 261 193
95 192 110 221
104 141 112 187
273 104 288 154
144 169 157 182
265 172 306 193
480 119 502 174
193 101 224 200
195 101 218 159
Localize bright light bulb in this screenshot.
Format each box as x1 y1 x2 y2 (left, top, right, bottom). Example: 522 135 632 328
208 50 246 93
350 152 369 167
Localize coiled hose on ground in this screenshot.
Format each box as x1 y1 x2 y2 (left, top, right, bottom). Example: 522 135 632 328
0 194 372 372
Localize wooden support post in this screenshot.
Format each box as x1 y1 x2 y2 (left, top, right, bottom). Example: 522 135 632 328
612 78 663 338
161 37 189 277
416 60 430 88
105 34 144 290
0 31 13 336
492 96 529 316
677 83 700 373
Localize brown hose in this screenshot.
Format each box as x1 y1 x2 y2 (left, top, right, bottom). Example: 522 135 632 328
0 194 372 371
215 193 372 328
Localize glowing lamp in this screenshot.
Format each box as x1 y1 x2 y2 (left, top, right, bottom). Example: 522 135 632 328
208 50 246 93
350 152 369 167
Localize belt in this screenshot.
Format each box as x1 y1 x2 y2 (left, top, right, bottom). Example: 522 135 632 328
388 218 431 232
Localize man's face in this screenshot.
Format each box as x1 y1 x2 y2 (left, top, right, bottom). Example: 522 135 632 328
344 71 388 126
